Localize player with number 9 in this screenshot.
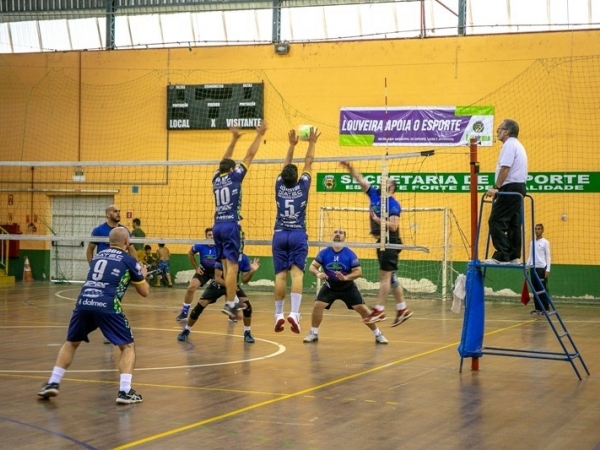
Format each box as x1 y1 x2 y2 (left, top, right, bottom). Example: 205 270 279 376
272 126 320 334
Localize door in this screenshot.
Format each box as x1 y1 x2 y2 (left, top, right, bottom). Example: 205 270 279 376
50 196 114 281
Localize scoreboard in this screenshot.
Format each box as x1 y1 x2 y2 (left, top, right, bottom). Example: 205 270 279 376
167 83 264 130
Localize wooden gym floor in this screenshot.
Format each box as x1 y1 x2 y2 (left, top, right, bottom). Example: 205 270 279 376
0 283 599 450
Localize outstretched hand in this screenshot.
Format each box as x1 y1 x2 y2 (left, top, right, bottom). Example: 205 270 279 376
288 129 299 146
308 127 321 143
229 127 242 140
250 257 260 271
256 120 268 135
339 161 351 170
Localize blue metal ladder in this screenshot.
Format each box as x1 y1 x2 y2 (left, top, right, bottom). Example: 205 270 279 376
462 192 589 379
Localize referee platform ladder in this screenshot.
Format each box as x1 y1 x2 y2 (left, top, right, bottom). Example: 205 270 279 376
458 192 589 380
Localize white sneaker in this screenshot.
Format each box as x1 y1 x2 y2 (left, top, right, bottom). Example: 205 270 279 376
287 313 301 334
274 314 285 333
303 332 318 343
375 334 389 344
509 259 521 265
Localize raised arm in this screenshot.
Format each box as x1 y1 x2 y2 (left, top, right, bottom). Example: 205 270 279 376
222 127 242 160
301 127 320 174
283 129 298 169
339 161 370 192
242 120 268 167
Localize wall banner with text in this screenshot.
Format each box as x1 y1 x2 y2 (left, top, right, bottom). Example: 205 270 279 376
316 172 600 193
339 106 495 147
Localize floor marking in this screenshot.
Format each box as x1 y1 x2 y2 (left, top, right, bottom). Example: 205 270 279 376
0 416 97 449
0 326 286 373
113 319 535 449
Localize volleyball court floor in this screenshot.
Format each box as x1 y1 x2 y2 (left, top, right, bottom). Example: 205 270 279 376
1 283 599 449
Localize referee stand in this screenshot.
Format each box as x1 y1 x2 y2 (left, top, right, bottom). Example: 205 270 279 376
458 192 590 379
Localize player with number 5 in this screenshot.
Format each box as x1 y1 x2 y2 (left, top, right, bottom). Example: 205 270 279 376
272 126 320 334
212 122 268 321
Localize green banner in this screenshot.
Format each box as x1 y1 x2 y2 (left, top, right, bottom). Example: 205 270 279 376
316 172 600 193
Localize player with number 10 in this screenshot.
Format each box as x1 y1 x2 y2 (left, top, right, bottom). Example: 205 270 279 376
212 122 268 321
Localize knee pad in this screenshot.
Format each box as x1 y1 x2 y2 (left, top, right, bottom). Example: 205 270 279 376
242 300 252 318
391 274 401 290
190 303 205 320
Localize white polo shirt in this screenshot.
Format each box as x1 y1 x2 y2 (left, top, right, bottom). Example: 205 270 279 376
496 137 528 185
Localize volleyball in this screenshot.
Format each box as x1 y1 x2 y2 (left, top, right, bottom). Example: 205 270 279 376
298 125 312 141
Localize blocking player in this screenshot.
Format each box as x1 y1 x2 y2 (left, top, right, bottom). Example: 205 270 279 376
213 123 267 320
272 127 320 334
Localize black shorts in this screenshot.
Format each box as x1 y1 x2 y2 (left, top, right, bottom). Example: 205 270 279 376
316 282 365 310
193 272 213 287
376 237 402 272
200 281 247 304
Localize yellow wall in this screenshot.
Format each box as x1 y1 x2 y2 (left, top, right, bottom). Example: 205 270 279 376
1 30 599 264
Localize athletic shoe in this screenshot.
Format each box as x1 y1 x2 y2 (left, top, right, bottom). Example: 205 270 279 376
244 330 255 343
287 313 301 334
364 308 386 324
38 382 60 398
228 316 238 323
176 312 188 322
483 258 511 265
116 389 143 405
391 309 413 327
177 329 190 341
103 337 112 345
509 259 521 265
303 332 318 343
274 314 285 333
530 310 543 316
375 334 389 344
221 303 242 320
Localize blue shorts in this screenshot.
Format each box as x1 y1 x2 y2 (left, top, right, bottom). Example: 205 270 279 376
213 222 242 263
157 260 170 274
66 309 134 345
272 229 308 274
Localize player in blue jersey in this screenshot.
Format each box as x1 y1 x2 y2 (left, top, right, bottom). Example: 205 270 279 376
86 205 137 263
177 251 261 344
87 204 138 344
213 122 267 321
272 127 319 334
303 228 388 344
38 227 149 404
176 228 218 321
340 161 412 327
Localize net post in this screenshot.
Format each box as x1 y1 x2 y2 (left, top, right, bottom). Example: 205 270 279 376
380 155 388 251
469 136 480 371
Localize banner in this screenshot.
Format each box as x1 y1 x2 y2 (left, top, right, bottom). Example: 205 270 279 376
339 106 494 147
316 172 600 193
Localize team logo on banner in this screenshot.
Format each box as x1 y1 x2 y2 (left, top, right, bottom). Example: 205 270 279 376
323 175 336 190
